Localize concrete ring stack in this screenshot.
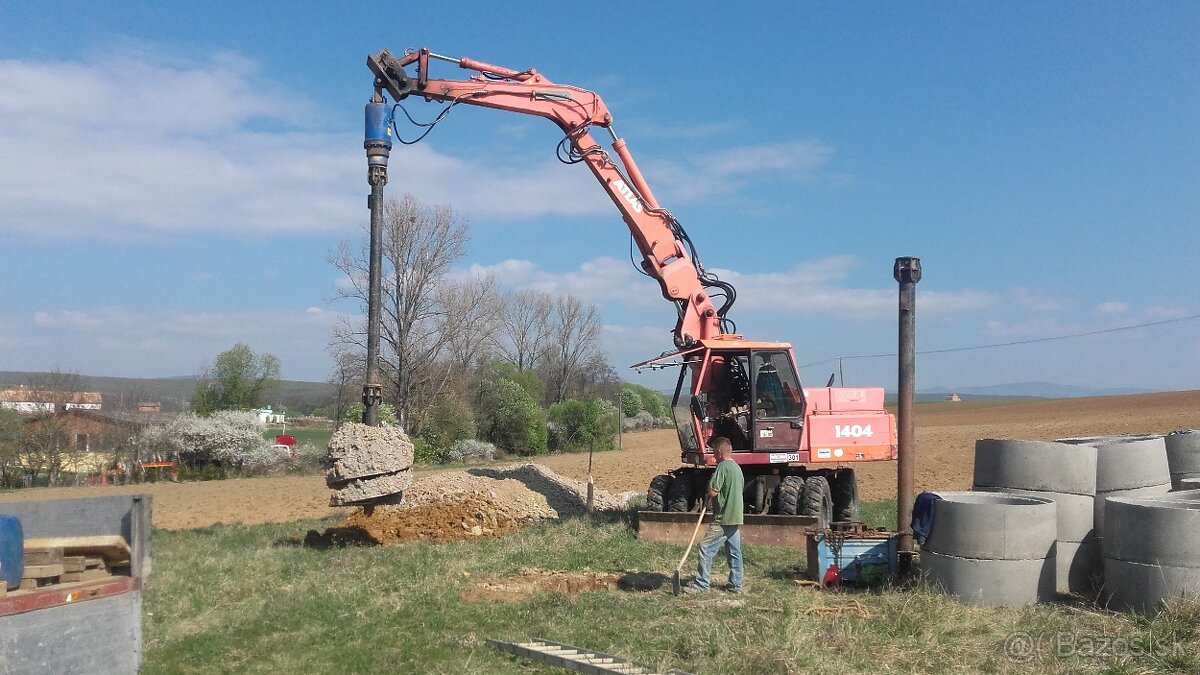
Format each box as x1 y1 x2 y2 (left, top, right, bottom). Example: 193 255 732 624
972 439 1098 593
1102 495 1200 613
1165 430 1200 491
921 491 1057 607
1057 436 1172 542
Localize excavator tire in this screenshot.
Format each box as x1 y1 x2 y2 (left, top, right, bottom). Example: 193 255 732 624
775 476 803 515
800 476 833 529
646 474 671 512
666 474 692 512
831 469 860 523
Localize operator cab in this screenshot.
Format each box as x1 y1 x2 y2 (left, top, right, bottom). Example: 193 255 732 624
660 340 806 464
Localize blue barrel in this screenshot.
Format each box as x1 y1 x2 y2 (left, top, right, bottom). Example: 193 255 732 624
0 514 23 590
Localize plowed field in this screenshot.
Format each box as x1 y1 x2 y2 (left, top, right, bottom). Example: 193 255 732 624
2 390 1196 529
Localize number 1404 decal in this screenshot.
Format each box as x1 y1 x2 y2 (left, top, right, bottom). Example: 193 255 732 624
834 424 874 438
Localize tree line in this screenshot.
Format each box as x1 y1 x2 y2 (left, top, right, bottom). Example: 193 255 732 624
326 194 671 461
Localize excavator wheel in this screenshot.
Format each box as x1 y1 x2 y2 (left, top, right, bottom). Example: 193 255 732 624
830 469 860 523
665 474 691 512
800 476 833 529
774 476 804 515
646 474 672 512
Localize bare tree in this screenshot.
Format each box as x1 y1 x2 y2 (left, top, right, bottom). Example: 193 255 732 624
540 295 606 404
19 368 89 484
498 289 554 372
327 349 364 426
435 274 502 389
329 193 470 431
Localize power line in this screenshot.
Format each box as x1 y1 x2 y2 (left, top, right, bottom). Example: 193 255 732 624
799 313 1200 369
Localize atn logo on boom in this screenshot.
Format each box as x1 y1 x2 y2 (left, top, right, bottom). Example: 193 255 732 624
611 179 643 213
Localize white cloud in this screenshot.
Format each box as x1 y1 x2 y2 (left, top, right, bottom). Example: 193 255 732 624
0 48 846 240
1145 306 1193 320
1096 301 1130 315
465 254 994 321
6 305 351 380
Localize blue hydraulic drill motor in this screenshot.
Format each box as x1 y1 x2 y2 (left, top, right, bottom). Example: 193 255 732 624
364 100 393 175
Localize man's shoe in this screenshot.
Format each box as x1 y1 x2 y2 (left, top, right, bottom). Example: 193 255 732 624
723 585 745 594
681 584 708 595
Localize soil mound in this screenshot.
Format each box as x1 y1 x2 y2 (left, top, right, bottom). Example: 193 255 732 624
306 463 624 546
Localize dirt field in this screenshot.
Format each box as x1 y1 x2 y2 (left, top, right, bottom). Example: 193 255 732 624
2 390 1196 530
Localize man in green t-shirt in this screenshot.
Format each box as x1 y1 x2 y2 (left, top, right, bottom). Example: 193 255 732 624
685 436 745 593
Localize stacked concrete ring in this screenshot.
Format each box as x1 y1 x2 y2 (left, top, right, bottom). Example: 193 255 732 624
972 439 1097 593
921 491 1057 607
1103 496 1200 614
1165 431 1200 491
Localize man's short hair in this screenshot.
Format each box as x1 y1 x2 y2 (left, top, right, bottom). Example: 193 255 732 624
711 436 732 454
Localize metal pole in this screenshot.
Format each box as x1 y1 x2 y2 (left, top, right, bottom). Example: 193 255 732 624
362 92 391 427
894 257 921 575
362 180 384 426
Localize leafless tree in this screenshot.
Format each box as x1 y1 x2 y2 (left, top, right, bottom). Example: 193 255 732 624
327 349 364 426
498 289 555 372
435 274 502 391
540 295 606 404
329 194 471 431
19 368 89 484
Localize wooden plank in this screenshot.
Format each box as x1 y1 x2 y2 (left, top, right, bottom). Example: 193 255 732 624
63 556 87 573
61 568 110 583
23 536 131 562
22 547 64 566
22 564 65 579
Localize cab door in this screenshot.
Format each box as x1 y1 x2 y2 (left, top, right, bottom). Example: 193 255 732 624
751 350 805 452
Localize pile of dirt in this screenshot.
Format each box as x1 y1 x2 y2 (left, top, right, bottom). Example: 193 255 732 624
463 567 667 602
306 463 625 546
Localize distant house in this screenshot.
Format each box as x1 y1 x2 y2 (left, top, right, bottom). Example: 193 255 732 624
0 388 103 413
945 393 962 402
138 402 162 414
21 409 142 474
255 406 285 425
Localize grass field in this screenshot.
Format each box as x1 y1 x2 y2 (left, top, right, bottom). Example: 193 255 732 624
142 501 1199 674
262 428 332 448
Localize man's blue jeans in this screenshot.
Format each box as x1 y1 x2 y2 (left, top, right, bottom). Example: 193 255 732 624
693 522 743 591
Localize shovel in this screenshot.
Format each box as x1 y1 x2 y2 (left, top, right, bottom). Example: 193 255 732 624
672 500 709 596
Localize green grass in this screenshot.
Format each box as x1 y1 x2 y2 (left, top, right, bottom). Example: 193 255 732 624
262 428 332 447
143 502 1199 674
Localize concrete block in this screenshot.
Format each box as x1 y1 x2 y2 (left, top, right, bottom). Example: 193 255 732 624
1095 484 1171 534
325 423 415 484
1103 558 1200 615
1165 431 1200 474
972 486 1095 542
1056 540 1102 595
1104 497 1200 567
925 492 1056 560
973 439 1097 496
921 550 1056 607
1090 437 1170 492
328 469 413 506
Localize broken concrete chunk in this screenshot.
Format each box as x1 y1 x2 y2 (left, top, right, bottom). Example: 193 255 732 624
325 422 415 484
328 469 414 506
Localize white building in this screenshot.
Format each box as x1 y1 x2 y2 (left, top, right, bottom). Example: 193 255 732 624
255 406 286 425
0 388 103 413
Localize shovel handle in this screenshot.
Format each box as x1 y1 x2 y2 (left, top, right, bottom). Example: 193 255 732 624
676 502 709 572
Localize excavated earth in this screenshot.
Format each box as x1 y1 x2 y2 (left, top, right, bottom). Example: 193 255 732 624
305 463 625 546
462 567 667 602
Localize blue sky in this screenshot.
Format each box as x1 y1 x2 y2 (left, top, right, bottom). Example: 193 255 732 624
1 2 1197 394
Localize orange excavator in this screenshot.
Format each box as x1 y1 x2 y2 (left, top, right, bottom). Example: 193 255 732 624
366 48 896 528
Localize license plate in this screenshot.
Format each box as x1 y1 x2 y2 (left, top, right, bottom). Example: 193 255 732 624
769 453 799 463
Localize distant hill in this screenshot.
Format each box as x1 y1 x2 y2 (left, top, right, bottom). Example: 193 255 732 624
0 371 335 415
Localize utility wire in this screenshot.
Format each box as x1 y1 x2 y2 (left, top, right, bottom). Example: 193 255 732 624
798 313 1200 369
